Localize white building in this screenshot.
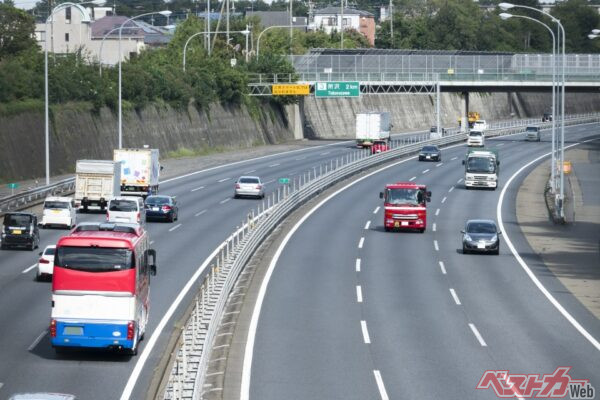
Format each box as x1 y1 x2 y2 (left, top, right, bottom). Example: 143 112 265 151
310 7 375 45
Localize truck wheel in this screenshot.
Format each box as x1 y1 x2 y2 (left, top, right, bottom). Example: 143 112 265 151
384 226 391 232
419 228 425 233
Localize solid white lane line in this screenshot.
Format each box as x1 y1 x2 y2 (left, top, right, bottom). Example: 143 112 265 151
435 208 440 216
439 261 447 274
356 286 363 303
436 163 443 167
28 330 47 351
268 163 280 168
434 240 439 251
449 186 454 193
361 321 371 344
432 223 437 232
355 258 361 272
364 220 371 230
191 186 205 192
218 178 230 183
168 223 182 232
195 210 207 217
358 237 365 248
409 176 416 181
469 323 487 347
422 169 430 174
441 196 447 203
497 138 600 351
373 206 380 214
244 169 256 174
457 178 463 184
451 156 458 161
449 289 461 305
220 198 231 204
22 264 37 274
373 370 390 400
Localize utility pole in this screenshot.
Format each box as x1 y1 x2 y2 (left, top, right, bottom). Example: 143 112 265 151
290 0 293 43
389 0 393 39
226 0 230 44
340 0 344 49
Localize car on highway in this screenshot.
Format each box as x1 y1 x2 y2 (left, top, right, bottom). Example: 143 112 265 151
461 219 501 255
145 195 179 222
467 130 485 147
40 196 76 229
37 245 56 281
234 176 265 199
107 196 146 225
542 112 553 122
418 145 441 161
1 212 40 251
472 119 487 131
525 126 541 142
371 140 390 154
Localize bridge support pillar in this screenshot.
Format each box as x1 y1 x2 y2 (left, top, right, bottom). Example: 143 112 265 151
460 91 469 133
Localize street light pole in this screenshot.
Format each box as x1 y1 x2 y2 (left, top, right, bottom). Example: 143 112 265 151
118 10 172 150
183 29 250 71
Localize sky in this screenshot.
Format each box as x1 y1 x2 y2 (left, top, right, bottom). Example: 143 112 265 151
13 0 38 10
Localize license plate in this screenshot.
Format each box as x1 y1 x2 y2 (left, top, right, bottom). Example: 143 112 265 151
401 221 409 226
152 207 159 211
64 326 83 335
426 155 431 159
477 242 486 249
52 209 61 214
12 229 22 234
394 222 399 227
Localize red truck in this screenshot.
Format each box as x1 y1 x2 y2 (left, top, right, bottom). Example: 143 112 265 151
379 183 431 232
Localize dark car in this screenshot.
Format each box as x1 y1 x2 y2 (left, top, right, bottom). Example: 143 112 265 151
542 112 553 122
461 219 501 255
1 212 40 250
418 145 442 161
145 195 178 222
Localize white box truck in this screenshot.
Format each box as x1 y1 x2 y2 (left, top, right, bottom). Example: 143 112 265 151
113 148 161 197
356 112 391 147
75 160 121 212
462 149 500 190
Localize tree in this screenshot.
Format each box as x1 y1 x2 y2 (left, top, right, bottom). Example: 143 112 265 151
0 3 38 59
553 0 600 53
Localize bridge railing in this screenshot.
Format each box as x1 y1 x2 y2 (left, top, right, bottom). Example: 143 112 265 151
161 113 600 400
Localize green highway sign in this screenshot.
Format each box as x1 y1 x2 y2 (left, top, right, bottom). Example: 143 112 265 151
278 178 290 184
7 183 18 189
315 81 360 98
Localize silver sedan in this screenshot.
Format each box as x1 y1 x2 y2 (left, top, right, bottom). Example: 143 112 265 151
234 176 265 199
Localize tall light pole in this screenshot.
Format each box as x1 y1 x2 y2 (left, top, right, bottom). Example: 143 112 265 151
183 28 250 71
499 12 557 192
499 2 567 217
44 0 104 185
340 0 344 49
256 24 307 58
118 10 172 150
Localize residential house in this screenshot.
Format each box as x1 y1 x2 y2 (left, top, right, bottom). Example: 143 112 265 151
310 7 375 46
246 11 308 29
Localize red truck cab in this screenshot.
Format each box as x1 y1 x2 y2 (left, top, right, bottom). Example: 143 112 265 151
371 140 390 154
379 183 431 232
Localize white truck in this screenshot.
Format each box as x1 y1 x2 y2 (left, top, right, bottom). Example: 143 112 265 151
75 160 121 212
113 148 161 197
462 149 500 190
355 112 391 147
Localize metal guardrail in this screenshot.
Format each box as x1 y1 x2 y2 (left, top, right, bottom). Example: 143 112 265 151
0 178 76 215
162 113 600 399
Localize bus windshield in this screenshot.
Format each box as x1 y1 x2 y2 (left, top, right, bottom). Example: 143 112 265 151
385 188 425 206
55 246 134 272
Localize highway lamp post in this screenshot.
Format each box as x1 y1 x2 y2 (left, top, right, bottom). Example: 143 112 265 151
183 28 250 72
499 3 566 217
118 10 172 150
256 25 308 58
44 0 105 186
499 12 557 192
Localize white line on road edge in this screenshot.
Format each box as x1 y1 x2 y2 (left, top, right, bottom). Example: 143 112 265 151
358 237 365 249
409 176 416 181
191 186 205 192
451 156 458 161
361 321 371 344
195 210 207 217
268 163 280 168
356 286 363 303
435 208 440 216
469 323 487 347
364 220 371 230
373 206 380 214
457 178 463 184
422 169 430 174
244 169 256 174
449 186 454 193
373 370 390 400
441 196 447 203
22 264 37 274
449 289 461 305
436 163 443 167
434 240 439 251
240 141 479 400
356 258 361 272
220 198 231 204
497 138 600 351
218 178 230 183
28 330 47 351
439 261 447 275
168 224 182 232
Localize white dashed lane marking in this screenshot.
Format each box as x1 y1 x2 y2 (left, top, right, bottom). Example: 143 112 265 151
373 370 390 400
356 286 363 303
28 330 47 351
457 178 463 184
436 163 443 167
422 169 430 174
218 178 230 183
497 143 505 146
268 163 280 168
361 321 371 344
434 240 439 251
191 186 205 192
195 210 207 217
150 240 155 245
409 176 416 181
432 223 437 232
264 179 275 185
451 157 458 161
364 221 371 230
439 261 447 274
168 223 182 232
220 198 231 204
373 207 380 214
244 169 256 174
22 264 37 274
358 237 365 248
449 289 461 305
320 151 331 155
435 208 440 216
449 186 454 193
469 323 488 347
356 258 361 272
442 196 447 203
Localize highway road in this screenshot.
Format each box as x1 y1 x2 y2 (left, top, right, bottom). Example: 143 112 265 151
247 124 600 399
0 138 383 399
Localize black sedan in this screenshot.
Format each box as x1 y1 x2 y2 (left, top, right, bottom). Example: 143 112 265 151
461 219 501 255
418 145 442 161
145 195 178 222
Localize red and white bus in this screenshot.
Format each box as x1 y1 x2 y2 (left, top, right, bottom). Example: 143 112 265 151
50 222 157 355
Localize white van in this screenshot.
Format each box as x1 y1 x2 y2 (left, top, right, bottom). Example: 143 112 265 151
41 196 76 229
107 196 146 225
467 130 485 147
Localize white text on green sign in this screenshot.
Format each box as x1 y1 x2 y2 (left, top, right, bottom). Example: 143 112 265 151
315 81 360 98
